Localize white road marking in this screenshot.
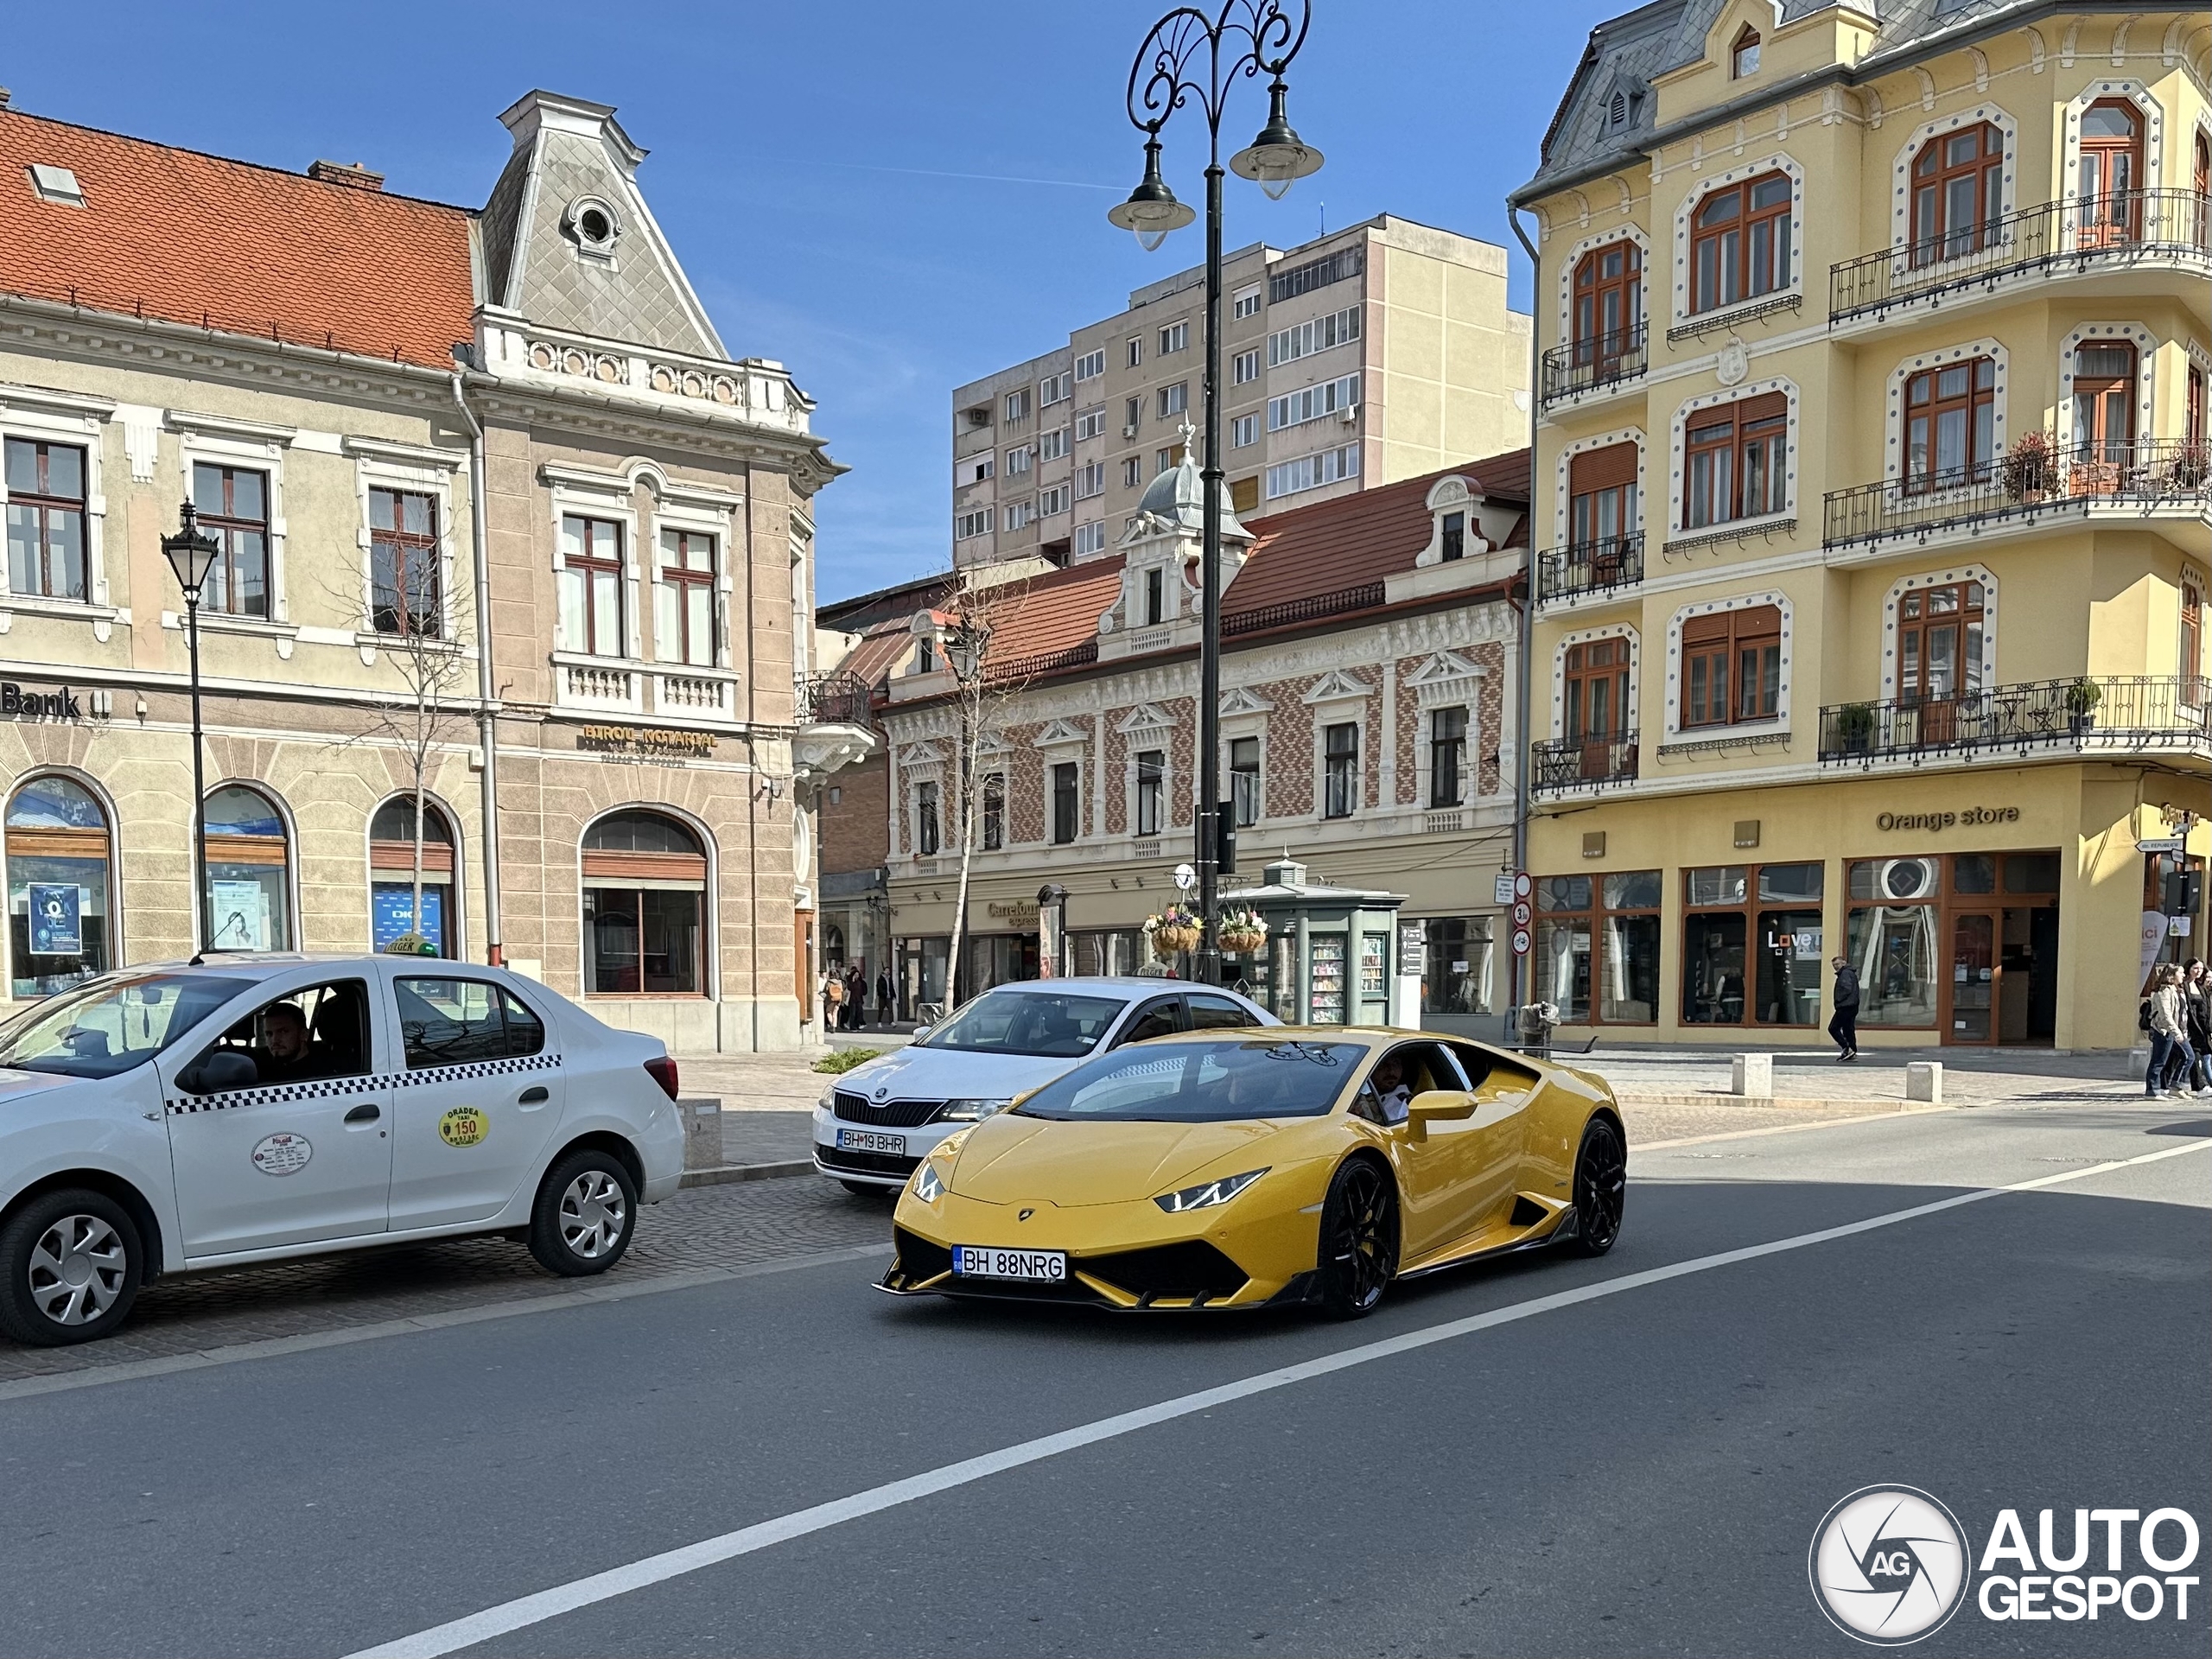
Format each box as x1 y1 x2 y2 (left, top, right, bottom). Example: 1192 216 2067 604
346 1135 2212 1659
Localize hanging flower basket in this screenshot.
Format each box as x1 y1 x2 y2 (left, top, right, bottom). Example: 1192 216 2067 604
1217 906 1268 956
1147 904 1201 959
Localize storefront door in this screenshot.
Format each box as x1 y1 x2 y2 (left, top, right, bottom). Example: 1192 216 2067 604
1946 910 1998 1044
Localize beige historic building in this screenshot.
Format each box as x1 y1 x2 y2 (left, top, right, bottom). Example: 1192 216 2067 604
880 445 1529 1031
950 215 1531 570
0 91 853 1050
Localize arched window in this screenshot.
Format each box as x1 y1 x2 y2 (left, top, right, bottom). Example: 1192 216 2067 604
2071 341 2138 489
371 798 456 957
1571 241 1643 373
1910 123 2004 265
2078 101 2143 246
204 785 293 951
1904 357 1997 491
582 810 708 995
1689 173 1791 314
7 776 112 997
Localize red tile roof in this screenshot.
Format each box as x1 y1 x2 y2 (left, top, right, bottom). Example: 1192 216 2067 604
836 618 918 690
978 559 1123 676
1224 450 1530 616
0 108 475 372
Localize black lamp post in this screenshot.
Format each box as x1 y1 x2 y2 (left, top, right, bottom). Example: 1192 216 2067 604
161 502 220 952
1109 0 1322 986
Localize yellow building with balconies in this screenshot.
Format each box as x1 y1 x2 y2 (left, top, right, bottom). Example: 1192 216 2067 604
1510 0 2209 1052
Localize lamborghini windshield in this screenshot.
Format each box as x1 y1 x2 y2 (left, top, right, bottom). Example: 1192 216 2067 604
1014 1039 1360 1122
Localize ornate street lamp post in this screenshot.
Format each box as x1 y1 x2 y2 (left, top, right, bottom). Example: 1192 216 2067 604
1109 0 1322 985
161 503 221 953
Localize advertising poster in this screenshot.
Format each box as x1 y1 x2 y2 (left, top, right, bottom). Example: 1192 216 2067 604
372 884 445 953
210 880 272 950
28 884 82 956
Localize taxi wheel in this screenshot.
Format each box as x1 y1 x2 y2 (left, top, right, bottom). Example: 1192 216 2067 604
1315 1157 1398 1320
528 1151 638 1277
0 1189 144 1346
1566 1116 1626 1256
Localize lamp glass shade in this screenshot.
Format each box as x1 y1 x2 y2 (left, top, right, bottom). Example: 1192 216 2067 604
161 516 222 600
1108 138 1195 249
1230 81 1324 200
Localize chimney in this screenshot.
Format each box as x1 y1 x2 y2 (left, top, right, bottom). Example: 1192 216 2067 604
308 158 385 192
0 89 14 109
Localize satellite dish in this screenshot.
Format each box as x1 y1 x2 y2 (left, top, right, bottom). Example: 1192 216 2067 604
1173 862 1197 892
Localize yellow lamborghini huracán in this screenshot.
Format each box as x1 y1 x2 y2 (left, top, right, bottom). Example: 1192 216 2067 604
880 1027 1625 1318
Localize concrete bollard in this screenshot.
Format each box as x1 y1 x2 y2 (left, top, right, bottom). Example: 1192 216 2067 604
678 1096 723 1170
1732 1053 1773 1097
1905 1062 1943 1104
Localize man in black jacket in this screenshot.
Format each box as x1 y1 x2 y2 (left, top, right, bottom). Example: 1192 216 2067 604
1828 955 1860 1061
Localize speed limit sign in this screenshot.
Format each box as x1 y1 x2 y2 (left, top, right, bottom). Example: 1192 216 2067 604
1510 900 1532 928
1511 927 1531 956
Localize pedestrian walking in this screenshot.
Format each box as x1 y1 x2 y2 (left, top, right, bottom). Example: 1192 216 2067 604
876 964 896 1028
822 968 845 1032
842 963 865 1031
1827 954 1859 1061
2143 964 2189 1098
2183 960 2212 1096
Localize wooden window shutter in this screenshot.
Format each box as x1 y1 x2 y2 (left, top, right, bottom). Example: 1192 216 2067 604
1731 603 1782 638
1733 391 1788 425
1569 442 1639 493
1681 610 1734 646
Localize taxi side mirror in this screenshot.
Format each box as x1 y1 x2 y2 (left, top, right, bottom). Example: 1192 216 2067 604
181 1049 259 1096
1406 1089 1478 1122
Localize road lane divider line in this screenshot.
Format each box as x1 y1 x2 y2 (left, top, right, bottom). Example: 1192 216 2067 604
345 1135 2212 1659
0 1243 893 1406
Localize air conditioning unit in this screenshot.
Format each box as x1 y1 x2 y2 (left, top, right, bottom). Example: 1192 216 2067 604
1337 405 1359 424
1122 423 1140 438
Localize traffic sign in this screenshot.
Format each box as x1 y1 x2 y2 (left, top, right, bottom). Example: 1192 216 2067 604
1493 873 1516 905
1511 900 1532 929
1512 872 1533 900
2138 837 2186 854
1511 927 1531 956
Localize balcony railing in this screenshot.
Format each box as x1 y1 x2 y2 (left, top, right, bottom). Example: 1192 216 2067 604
1822 438 2211 552
1818 676 2210 766
1830 188 2211 322
1539 322 1648 407
1223 581 1386 638
1531 735 1639 792
798 670 874 726
1536 533 1644 603
988 638 1098 683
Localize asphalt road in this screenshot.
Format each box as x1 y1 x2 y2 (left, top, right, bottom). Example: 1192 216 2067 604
3 1104 2206 1659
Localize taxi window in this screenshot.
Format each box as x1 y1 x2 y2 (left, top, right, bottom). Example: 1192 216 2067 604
0 972 239 1079
395 977 543 1067
187 981 372 1093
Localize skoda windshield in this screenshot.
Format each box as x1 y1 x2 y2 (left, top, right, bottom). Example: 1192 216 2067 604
0 971 245 1079
919 989 1126 1058
1014 1039 1360 1122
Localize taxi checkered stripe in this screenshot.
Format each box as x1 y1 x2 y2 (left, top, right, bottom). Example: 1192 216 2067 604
164 1052 563 1116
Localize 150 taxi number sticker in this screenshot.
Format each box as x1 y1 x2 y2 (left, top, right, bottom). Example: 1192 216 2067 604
438 1106 491 1147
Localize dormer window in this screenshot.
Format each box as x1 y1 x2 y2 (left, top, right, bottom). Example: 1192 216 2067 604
1144 568 1165 626
1441 511 1465 563
564 196 620 260
916 637 937 675
1731 27 1760 79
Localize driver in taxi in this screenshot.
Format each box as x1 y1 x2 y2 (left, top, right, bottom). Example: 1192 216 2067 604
251 1002 322 1083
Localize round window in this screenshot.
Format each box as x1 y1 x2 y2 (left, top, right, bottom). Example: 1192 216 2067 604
578 207 612 244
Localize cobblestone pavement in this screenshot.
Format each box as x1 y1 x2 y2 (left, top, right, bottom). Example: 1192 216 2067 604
0 1176 894 1386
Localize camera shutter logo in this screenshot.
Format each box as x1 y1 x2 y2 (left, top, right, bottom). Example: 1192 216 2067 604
1809 1486 1970 1644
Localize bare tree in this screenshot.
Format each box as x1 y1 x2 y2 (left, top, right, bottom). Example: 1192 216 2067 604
932 571 1041 1009
322 501 477 954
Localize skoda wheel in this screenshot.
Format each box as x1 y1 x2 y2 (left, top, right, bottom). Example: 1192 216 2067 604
1315 1157 1399 1319
0 1189 144 1347
529 1150 638 1276
1566 1116 1626 1256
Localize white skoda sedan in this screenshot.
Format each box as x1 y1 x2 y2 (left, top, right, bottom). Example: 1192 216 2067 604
813 977 1277 1193
0 953 684 1346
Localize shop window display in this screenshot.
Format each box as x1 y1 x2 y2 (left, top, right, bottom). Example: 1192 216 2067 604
6 776 112 998
203 785 293 952
1535 872 1661 1025
1683 862 1823 1027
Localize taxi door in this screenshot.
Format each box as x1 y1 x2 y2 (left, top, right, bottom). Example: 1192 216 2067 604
384 971 564 1231
160 974 393 1258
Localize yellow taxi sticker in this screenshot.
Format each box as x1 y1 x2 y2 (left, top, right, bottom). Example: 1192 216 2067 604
438 1105 491 1147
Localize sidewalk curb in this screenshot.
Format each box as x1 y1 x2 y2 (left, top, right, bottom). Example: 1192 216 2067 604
680 1160 815 1189
1615 1093 1923 1110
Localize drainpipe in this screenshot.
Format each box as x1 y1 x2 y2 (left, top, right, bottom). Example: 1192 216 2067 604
1508 207 1541 1027
449 372 504 967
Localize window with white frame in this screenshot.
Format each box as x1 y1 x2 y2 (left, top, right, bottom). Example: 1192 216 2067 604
1039 372 1070 407
1268 373 1359 431
1159 321 1188 355
656 529 717 667
1233 348 1262 385
1005 445 1032 476
1232 285 1262 320
1159 383 1188 419
1039 427 1069 461
1126 336 1143 368
1155 448 1176 476
1230 735 1262 824
915 780 941 855
1231 413 1260 448
4 438 89 602
956 506 995 540
1427 706 1467 809
1122 457 1143 489
1268 304 1361 367
1005 387 1032 423
1075 406 1105 442
1004 499 1035 531
1075 521 1107 556
192 462 272 619
1076 461 1105 499
1075 349 1106 382
1039 484 1070 518
1266 444 1359 499
1135 749 1166 837
1322 722 1359 818
957 453 993 486
557 513 624 657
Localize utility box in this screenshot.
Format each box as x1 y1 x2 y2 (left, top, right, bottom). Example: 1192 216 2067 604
1220 857 1411 1028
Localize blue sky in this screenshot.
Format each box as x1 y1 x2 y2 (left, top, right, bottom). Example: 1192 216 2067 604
8 1 1599 601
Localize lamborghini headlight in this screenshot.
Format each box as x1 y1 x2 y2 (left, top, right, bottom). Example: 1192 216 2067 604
912 1161 945 1203
1154 1167 1269 1214
938 1097 1013 1122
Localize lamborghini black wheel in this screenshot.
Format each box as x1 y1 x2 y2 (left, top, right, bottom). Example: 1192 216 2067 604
1567 1116 1625 1256
1316 1157 1399 1319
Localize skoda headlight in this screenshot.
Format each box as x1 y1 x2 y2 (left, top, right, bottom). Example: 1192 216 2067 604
1154 1168 1269 1214
912 1161 944 1203
939 1097 1013 1122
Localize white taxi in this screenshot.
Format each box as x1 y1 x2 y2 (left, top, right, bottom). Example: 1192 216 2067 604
0 953 684 1346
